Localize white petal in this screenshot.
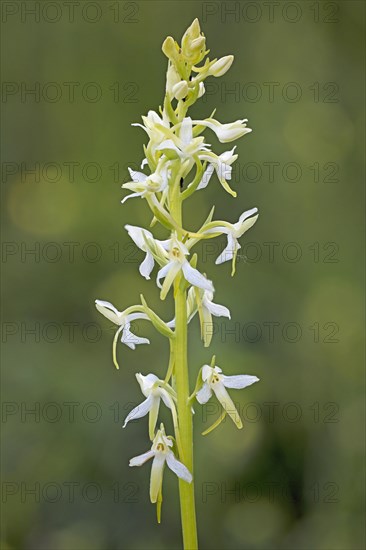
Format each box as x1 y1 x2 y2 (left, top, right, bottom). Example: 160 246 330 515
220 146 237 163
159 388 174 410
123 394 154 427
197 164 215 190
236 208 259 237
215 233 237 265
125 225 148 250
215 159 232 183
159 261 181 300
200 303 213 348
156 262 173 289
201 365 214 382
128 167 147 184
158 239 171 251
136 373 159 396
121 323 150 349
95 300 123 325
156 139 180 154
196 382 213 404
238 207 258 224
222 375 259 389
140 251 155 279
129 449 155 467
213 382 242 428
203 297 231 319
180 117 193 146
182 262 213 292
166 451 192 483
150 453 166 503
148 397 160 440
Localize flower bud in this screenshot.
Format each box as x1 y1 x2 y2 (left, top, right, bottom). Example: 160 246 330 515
172 80 189 100
166 63 181 94
181 19 206 64
162 36 179 62
190 36 205 54
182 19 201 50
209 55 234 77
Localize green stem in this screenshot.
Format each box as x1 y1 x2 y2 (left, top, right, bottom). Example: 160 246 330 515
171 182 198 550
174 282 198 550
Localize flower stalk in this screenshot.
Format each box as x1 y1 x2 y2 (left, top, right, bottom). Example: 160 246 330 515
174 278 198 549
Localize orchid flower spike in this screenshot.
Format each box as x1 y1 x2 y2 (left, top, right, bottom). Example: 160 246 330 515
95 300 149 369
196 364 259 429
129 423 192 508
123 373 177 440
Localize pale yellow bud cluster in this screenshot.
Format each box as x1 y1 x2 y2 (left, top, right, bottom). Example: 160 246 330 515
162 19 233 107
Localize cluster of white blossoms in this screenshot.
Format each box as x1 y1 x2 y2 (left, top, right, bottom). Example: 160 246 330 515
95 19 260 521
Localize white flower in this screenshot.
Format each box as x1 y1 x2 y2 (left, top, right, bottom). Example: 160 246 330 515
129 424 192 504
123 373 176 440
95 300 149 369
156 117 211 162
124 225 169 280
156 234 214 300
206 207 259 275
132 110 170 149
122 158 170 203
197 146 238 196
193 117 252 143
196 365 259 428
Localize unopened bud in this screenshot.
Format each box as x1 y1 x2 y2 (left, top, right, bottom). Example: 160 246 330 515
190 36 205 54
162 36 179 61
172 81 189 100
209 55 234 77
182 19 201 49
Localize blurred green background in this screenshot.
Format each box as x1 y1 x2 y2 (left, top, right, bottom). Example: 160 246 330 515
1 1 365 549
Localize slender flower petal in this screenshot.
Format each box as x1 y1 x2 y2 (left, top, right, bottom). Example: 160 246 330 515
123 394 155 427
166 451 192 482
129 450 155 467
